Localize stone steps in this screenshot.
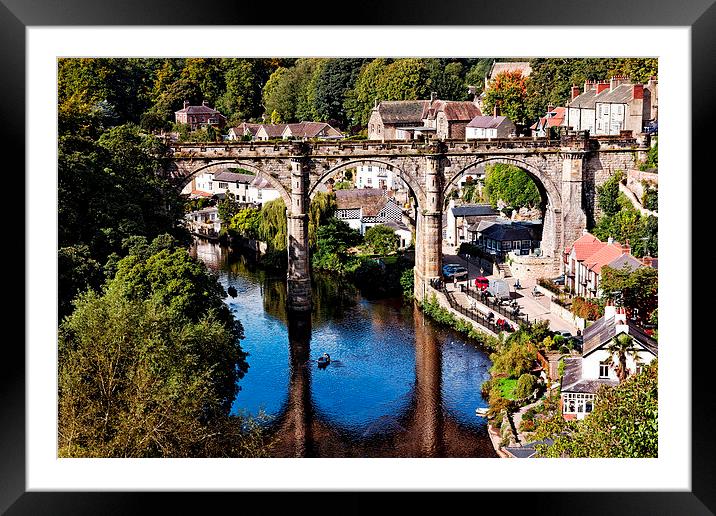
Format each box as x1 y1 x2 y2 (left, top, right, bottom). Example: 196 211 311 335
497 263 512 278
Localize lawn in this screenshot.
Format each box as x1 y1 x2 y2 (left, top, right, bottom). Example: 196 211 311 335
497 378 518 400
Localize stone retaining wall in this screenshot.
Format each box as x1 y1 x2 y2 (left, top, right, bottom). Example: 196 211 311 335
509 254 560 283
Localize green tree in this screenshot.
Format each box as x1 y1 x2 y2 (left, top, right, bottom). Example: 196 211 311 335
515 373 538 399
364 224 399 256
58 242 252 457
536 362 658 457
308 192 337 247
344 58 389 127
483 163 541 209
258 199 287 251
600 264 658 325
229 208 261 240
313 58 366 128
376 59 431 102
597 171 624 217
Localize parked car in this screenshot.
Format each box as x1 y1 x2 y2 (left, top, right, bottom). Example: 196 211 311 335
474 276 489 291
442 264 467 279
552 275 565 285
555 330 572 339
643 120 658 135
450 266 468 280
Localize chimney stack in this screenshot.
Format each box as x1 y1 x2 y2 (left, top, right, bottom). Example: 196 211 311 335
571 85 580 100
607 236 614 244
183 100 189 109
614 306 628 325
583 80 595 92
610 75 629 91
493 105 499 118
596 82 610 94
430 91 437 103
622 239 631 255
632 84 644 100
202 100 208 107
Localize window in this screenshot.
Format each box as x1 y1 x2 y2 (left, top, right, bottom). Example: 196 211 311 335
599 362 609 378
257 190 262 199
218 182 228 189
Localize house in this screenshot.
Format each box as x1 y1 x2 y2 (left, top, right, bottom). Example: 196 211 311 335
335 189 404 235
367 93 481 141
465 113 517 139
174 100 226 131
565 76 657 136
368 99 429 140
281 121 343 140
445 200 499 246
254 124 287 140
227 123 261 140
185 207 221 237
383 220 413 249
210 170 280 205
355 165 408 192
181 171 216 197
560 304 657 420
469 219 542 260
530 106 566 137
563 231 640 298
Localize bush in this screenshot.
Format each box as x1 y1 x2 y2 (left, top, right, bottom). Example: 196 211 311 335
515 373 537 399
537 278 562 295
571 296 601 320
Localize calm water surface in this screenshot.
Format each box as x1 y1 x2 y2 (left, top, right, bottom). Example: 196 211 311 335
191 240 495 457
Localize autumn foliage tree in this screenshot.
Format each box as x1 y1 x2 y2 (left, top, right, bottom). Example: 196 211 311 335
482 70 529 126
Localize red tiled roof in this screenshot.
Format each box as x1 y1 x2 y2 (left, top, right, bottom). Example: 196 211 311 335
190 189 213 198
584 242 626 274
566 232 605 261
335 188 388 216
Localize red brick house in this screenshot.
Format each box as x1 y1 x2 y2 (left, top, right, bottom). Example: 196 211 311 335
174 100 226 131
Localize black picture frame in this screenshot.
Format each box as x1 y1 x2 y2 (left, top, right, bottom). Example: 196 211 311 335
5 1 712 513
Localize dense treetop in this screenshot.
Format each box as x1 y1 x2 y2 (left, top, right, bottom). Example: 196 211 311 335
58 57 657 134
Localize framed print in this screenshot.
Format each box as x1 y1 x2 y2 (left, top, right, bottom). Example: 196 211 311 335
5 0 714 513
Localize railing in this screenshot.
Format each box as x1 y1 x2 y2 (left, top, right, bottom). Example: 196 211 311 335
460 285 530 326
436 284 509 334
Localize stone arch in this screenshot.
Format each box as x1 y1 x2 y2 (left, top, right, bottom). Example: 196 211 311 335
178 160 292 207
444 156 563 260
444 156 561 209
307 158 426 209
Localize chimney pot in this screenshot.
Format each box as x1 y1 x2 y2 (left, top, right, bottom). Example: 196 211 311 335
608 236 614 244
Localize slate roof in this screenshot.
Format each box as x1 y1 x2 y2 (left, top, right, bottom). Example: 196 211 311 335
467 115 511 129
561 357 618 394
231 123 261 136
582 314 658 358
175 104 223 115
335 188 389 217
595 84 637 104
451 204 498 218
567 88 600 109
608 253 644 272
479 221 541 242
384 220 410 232
250 175 273 189
488 61 532 80
376 100 429 124
214 171 255 183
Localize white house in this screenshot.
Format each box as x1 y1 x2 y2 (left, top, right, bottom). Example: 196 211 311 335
335 189 404 235
185 207 221 237
383 220 413 249
355 165 408 191
247 175 280 205
211 171 256 201
181 171 216 197
445 199 499 246
560 305 657 420
465 114 516 139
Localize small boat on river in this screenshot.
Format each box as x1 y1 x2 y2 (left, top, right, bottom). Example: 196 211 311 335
475 407 489 417
317 353 331 368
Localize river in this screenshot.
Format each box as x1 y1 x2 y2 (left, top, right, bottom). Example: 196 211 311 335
190 239 496 457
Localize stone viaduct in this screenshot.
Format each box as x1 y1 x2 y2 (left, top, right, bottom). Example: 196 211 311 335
164 133 650 312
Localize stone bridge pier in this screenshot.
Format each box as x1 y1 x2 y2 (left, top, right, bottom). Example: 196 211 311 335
414 154 444 302
287 157 311 312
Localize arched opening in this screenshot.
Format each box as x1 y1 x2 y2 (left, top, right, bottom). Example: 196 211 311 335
442 157 563 268
178 160 292 207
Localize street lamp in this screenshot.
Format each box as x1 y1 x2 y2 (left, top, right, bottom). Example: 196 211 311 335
465 253 470 292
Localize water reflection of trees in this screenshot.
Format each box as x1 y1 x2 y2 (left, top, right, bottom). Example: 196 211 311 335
311 273 359 325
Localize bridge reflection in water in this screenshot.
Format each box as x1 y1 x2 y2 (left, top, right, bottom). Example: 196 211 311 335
191 240 495 458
